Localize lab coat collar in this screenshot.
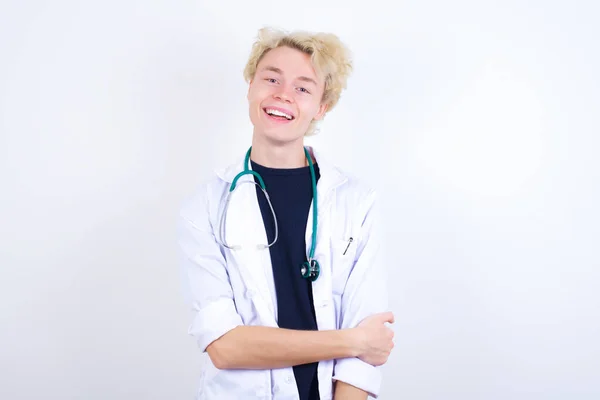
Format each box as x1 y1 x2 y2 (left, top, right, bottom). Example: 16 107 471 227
215 145 348 192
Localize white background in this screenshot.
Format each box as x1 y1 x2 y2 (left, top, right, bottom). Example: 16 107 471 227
1 0 599 399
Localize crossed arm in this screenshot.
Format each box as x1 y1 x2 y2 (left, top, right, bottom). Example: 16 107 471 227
206 309 394 370
208 323 379 399
206 315 393 398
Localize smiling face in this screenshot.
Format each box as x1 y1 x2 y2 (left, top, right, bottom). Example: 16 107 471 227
247 46 328 146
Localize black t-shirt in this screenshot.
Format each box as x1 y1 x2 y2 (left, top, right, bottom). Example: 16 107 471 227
251 160 321 400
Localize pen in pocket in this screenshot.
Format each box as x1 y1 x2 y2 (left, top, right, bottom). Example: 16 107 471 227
342 237 353 255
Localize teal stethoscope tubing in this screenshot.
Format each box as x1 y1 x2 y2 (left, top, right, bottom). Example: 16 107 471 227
219 146 320 280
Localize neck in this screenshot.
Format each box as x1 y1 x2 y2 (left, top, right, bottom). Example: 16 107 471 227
250 135 308 168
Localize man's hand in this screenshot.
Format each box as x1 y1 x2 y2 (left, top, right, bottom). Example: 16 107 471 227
354 312 395 366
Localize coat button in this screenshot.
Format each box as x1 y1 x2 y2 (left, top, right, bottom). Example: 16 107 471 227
285 375 294 384
246 289 255 298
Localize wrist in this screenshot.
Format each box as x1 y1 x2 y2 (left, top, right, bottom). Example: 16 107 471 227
342 328 363 358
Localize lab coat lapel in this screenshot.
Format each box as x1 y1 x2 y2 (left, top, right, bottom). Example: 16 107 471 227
304 147 347 318
218 160 278 327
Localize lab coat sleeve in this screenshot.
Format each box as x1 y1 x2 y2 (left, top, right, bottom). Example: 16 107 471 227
177 186 243 353
332 189 389 398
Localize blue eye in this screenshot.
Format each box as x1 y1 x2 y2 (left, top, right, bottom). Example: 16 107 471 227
298 87 310 94
266 78 278 84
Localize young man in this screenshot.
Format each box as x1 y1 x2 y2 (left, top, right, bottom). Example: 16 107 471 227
178 27 394 400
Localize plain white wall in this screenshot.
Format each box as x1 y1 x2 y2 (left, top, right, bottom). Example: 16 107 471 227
1 0 599 399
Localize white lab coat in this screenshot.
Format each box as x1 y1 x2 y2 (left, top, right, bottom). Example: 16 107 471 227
178 146 388 400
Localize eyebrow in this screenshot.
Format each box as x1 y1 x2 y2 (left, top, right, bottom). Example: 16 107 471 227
261 65 318 87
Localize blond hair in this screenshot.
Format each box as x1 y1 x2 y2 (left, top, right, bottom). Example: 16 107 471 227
243 27 353 136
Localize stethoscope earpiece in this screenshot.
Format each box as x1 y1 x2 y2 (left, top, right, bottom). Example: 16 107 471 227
300 259 320 282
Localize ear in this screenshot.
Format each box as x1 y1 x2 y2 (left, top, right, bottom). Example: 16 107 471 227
313 102 329 121
247 79 253 100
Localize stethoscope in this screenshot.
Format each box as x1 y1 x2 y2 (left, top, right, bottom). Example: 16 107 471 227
217 146 321 281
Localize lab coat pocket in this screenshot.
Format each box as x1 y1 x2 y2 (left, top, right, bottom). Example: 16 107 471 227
330 237 357 296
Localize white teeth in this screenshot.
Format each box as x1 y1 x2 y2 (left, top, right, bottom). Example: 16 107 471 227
265 108 293 120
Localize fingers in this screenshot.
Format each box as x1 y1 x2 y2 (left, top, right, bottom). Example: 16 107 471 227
376 311 395 324
387 311 395 323
386 327 394 339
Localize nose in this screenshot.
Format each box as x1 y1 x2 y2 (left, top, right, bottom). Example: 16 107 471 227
273 85 293 103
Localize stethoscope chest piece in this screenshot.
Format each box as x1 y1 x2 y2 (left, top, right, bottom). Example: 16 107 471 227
300 259 320 282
